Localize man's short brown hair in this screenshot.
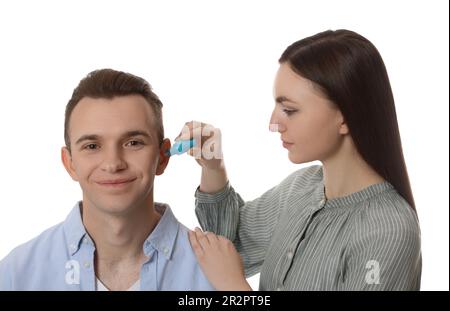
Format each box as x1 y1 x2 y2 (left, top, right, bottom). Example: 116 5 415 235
64 69 164 152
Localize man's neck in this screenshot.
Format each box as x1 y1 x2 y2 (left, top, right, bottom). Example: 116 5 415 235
81 197 161 290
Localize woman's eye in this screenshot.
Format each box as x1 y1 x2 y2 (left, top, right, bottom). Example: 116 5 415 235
283 109 297 116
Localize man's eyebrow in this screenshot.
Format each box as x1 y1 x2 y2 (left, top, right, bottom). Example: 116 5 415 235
75 134 100 145
74 130 152 145
122 130 152 140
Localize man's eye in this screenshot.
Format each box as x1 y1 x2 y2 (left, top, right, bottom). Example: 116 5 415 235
84 143 98 150
126 140 144 147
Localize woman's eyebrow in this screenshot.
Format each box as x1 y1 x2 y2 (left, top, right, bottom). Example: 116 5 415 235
275 96 299 105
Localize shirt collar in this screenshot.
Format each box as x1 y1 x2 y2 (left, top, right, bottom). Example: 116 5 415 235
62 201 179 259
63 201 89 256
143 203 179 260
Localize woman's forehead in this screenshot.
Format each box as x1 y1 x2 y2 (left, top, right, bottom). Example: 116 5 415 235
274 64 329 104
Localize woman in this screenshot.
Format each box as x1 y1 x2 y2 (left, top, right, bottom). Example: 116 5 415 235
180 29 421 290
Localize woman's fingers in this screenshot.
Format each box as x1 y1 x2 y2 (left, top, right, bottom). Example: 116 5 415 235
188 228 250 291
176 121 205 141
192 227 221 249
184 120 206 131
194 227 210 248
175 121 217 144
187 146 202 158
203 230 219 245
177 126 203 142
188 229 205 257
174 121 224 170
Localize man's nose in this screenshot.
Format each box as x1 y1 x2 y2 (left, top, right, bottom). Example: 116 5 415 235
101 148 127 173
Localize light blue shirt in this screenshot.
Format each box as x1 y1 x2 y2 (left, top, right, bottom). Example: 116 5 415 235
0 202 215 290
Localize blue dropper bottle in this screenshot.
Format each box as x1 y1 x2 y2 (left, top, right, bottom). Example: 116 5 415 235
166 138 196 156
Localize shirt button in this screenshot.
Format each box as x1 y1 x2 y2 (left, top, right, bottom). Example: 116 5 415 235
163 247 169 254
276 287 282 291
83 261 90 269
287 251 294 259
70 244 77 251
319 199 326 206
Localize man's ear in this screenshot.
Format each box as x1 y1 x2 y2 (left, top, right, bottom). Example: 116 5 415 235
61 146 79 181
156 138 171 176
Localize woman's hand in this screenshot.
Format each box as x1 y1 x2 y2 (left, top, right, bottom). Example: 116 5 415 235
188 227 252 291
176 121 224 170
176 121 228 193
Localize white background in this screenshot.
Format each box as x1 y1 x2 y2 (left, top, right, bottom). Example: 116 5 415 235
0 0 448 290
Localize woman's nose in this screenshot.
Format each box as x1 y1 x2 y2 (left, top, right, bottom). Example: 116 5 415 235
269 109 286 133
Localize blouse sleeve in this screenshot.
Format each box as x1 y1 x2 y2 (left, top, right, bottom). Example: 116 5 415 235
341 212 422 290
194 173 298 277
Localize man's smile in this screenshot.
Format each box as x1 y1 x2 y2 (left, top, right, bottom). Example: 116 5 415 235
95 177 137 188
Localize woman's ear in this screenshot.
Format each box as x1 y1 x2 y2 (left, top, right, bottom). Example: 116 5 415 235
339 121 349 135
156 138 171 176
336 110 349 135
61 146 79 181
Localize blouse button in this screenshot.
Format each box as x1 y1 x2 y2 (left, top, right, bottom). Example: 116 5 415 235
287 251 294 259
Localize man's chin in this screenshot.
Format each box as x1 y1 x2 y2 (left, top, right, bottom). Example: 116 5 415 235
87 198 142 216
100 205 134 216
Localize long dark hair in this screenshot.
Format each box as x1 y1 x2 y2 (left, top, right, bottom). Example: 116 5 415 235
280 29 416 211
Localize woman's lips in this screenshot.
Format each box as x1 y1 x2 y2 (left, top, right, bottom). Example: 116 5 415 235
282 141 294 149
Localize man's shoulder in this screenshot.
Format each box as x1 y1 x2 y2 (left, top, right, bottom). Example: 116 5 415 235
171 221 205 267
174 222 197 258
0 221 66 272
161 219 215 290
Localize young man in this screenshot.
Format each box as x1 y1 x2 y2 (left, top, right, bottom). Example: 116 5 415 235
0 69 214 290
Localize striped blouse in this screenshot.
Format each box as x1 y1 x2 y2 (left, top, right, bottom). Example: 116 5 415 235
195 165 421 290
